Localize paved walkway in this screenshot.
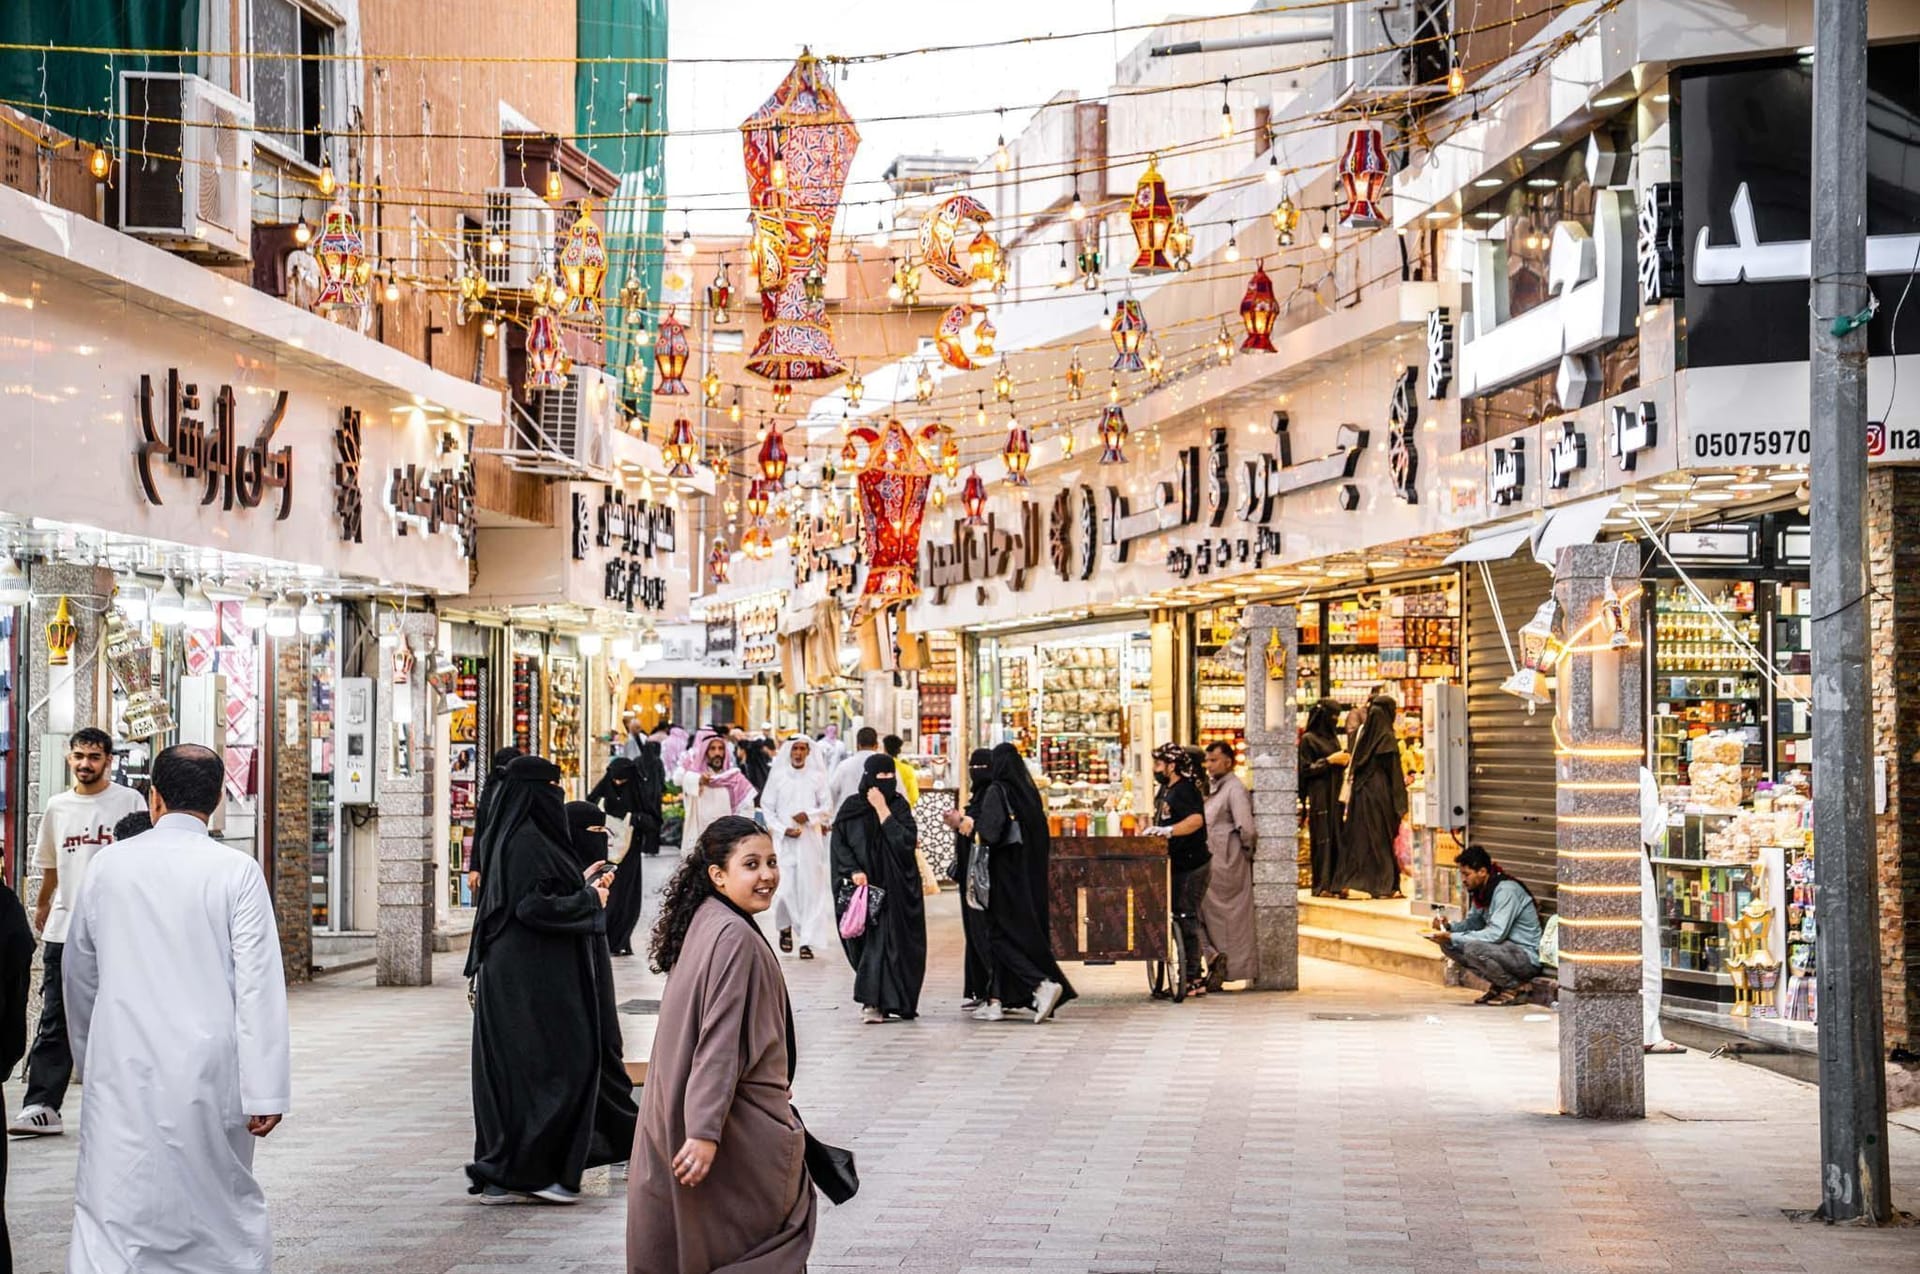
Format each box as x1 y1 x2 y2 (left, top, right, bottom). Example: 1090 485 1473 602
6 855 1919 1273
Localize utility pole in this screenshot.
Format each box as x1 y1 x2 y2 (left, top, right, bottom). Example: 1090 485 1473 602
1808 0 1893 1224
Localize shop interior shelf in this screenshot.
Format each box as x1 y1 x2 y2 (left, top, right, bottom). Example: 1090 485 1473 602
1654 666 1759 675
1661 966 1736 985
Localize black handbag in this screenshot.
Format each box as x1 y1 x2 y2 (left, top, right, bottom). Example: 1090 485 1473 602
800 1121 859 1205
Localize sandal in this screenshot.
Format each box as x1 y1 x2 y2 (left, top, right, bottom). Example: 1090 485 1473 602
778 929 793 953
1470 988 1505 1005
1205 957 1229 993
797 946 814 960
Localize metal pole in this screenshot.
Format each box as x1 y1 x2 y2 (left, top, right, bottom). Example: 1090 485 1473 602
1809 0 1893 1224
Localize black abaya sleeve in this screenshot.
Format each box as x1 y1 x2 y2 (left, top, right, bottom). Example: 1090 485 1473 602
880 805 918 856
515 883 606 935
586 773 613 805
830 813 872 883
0 886 32 1072
975 785 1015 847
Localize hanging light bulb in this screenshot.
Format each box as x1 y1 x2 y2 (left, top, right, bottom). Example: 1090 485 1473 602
769 123 789 190
1145 339 1165 387
486 231 506 256
638 621 665 663
150 575 185 627
1224 225 1241 263
1317 212 1335 252
382 268 401 303
318 152 337 197
729 391 744 425
88 145 112 181
1265 150 1282 185
293 216 313 247
679 226 696 261
1056 244 1072 288
575 630 604 657
994 132 1011 173
1108 375 1122 405
1447 49 1467 96
115 575 149 622
939 433 961 481
481 313 499 338
887 273 903 304
930 483 947 510
610 630 636 664
298 594 327 636
702 366 723 408
1069 182 1086 221
544 167 564 201
264 592 297 638
239 590 270 630
1218 79 1234 140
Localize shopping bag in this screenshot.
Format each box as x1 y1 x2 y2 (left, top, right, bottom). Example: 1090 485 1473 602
604 813 633 862
837 882 886 939
1393 820 1414 875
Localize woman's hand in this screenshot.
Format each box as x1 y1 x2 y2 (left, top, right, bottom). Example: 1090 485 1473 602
941 809 965 831
866 788 890 820
851 871 869 887
672 1137 717 1186
592 875 612 907
784 826 801 838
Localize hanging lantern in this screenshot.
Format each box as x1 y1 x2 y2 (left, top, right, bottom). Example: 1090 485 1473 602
1077 235 1103 291
1601 583 1632 649
557 200 608 318
1098 403 1129 464
919 194 993 286
706 261 734 324
314 202 372 311
624 354 647 391
1128 154 1176 273
961 468 988 524
846 364 864 409
1272 195 1301 247
1216 323 1235 366
940 434 961 480
915 362 935 404
1060 424 1076 459
1499 598 1565 713
525 307 567 391
616 272 645 313
1110 298 1148 372
992 357 1014 404
1065 350 1087 401
1002 420 1032 486
653 306 690 394
702 366 723 407
708 536 732 585
723 492 741 519
662 417 698 478
974 316 997 360
1145 341 1166 388
772 380 793 414
1338 126 1390 229
1239 262 1279 352
930 483 947 510
745 478 770 518
759 423 790 490
802 266 827 304
707 448 732 479
44 595 76 667
458 263 490 306
895 259 921 305
1167 213 1195 272
966 229 1002 282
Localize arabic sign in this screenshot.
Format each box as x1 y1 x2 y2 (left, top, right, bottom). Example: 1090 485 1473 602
925 502 1042 603
1679 51 1920 366
135 369 293 518
387 462 477 558
334 408 363 543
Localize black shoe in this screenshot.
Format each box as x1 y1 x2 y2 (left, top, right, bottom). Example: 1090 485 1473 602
778 928 793 953
1205 956 1228 993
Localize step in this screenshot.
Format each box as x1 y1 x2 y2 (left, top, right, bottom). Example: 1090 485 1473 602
1297 897 1434 943
1298 924 1448 986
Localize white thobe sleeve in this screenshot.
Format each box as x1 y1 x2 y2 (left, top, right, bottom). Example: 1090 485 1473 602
231 868 291 1116
63 882 99 1079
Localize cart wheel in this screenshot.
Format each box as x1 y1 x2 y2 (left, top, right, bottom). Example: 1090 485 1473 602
1147 918 1189 1002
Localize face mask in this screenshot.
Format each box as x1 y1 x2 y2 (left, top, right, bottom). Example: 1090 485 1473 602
872 777 898 798
969 766 991 785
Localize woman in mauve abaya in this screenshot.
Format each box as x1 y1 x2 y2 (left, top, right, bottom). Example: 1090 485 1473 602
1332 695 1409 900
466 756 612 1204
628 815 814 1274
1299 701 1349 896
564 801 640 1172
830 753 927 1024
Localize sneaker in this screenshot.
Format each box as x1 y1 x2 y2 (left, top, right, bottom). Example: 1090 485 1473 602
972 1001 1005 1022
477 1185 522 1205
8 1105 61 1136
1033 979 1065 1024
960 997 984 1011
530 1183 579 1205
861 1006 886 1025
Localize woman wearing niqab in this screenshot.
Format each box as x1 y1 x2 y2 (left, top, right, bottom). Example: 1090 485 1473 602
465 747 523 895
949 749 996 1006
589 756 651 956
1299 701 1349 896
830 753 927 1023
465 756 612 1203
564 801 640 1170
952 745 1074 1020
1332 695 1409 899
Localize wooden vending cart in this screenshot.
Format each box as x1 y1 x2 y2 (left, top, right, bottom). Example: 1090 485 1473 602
1048 834 1186 999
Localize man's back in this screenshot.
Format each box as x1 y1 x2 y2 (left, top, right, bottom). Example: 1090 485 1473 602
829 750 871 812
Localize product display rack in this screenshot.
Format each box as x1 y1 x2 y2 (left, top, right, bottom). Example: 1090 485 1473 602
307 627 338 929
1192 606 1247 768
511 652 542 755
917 637 957 758
548 655 583 785
446 656 488 909
1648 580 1764 789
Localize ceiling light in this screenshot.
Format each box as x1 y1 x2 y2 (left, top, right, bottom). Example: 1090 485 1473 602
1530 139 1560 152
1691 472 1736 484
1691 490 1736 502
298 595 327 636
1473 210 1502 221
239 590 271 629
1769 469 1809 483
1425 209 1451 221
115 576 148 622
1472 176 1502 188
1653 92 1672 103
1649 480 1694 492
1526 177 1558 188
265 593 297 638
150 576 185 627
1796 44 1815 55
610 632 636 664
1727 480 1773 493
575 630 605 657
1592 94 1628 107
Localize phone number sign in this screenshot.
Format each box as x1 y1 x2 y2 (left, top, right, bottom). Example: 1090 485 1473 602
1686 421 1920 464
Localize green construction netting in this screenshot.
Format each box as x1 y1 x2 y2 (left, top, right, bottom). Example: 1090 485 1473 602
0 1 197 148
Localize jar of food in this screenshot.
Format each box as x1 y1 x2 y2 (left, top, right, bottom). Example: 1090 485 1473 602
1048 812 1064 838
1073 811 1090 837
1120 812 1138 835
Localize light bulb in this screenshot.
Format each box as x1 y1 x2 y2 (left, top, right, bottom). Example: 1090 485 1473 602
545 168 563 201
89 146 111 181
639 623 664 662
383 276 400 303
679 230 696 261
265 593 297 638
150 577 185 627
1265 154 1281 185
1219 101 1234 140
115 577 149 622
869 220 889 248
610 633 636 664
298 595 326 636
318 154 337 197
575 630 604 657
1449 64 1467 96
1225 236 1241 263
1317 222 1334 252
994 136 1011 172
486 233 506 255
481 315 498 338
293 217 312 247
239 590 270 629
887 279 903 303
1070 192 1086 221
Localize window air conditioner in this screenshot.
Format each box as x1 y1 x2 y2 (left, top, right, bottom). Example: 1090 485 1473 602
482 186 554 291
1328 0 1431 108
118 72 254 263
536 364 619 471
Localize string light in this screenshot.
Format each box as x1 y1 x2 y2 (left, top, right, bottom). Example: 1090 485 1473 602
1224 222 1241 262
293 216 312 246
1317 211 1334 251
545 166 563 200
1447 48 1467 96
1265 149 1281 185
1218 78 1233 140
88 144 111 180
318 152 336 196
1069 179 1086 221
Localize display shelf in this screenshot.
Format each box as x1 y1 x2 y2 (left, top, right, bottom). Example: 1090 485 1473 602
1662 967 1736 986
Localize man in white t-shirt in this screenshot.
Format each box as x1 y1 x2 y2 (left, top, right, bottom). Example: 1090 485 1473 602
10 728 145 1137
828 726 881 814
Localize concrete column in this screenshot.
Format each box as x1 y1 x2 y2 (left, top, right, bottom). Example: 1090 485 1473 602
269 636 312 983
1241 604 1299 991
1552 544 1645 1119
376 610 438 986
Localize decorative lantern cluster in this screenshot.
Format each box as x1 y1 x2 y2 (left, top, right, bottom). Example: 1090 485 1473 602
1239 262 1279 352
525 307 567 390
653 306 690 395
1002 419 1032 486
1338 126 1389 229
1128 154 1176 273
1110 298 1148 372
1098 403 1129 464
314 202 372 311
557 200 607 317
662 417 697 477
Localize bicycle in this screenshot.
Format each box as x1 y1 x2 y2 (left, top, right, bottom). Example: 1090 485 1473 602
1146 909 1190 1003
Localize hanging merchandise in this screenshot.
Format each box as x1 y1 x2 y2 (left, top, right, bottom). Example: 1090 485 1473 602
662 417 697 477
1338 126 1390 229
962 468 988 524
314 202 371 312
706 261 734 324
1240 262 1279 351
918 193 994 287
44 596 76 666
1002 420 1032 486
1128 154 1177 273
1110 298 1148 372
1215 323 1235 366
740 52 859 382
103 608 174 739
1098 403 1130 464
759 423 790 491
844 418 942 613
653 306 690 394
1499 598 1564 713
1601 583 1632 649
525 307 567 390
557 201 607 318
936 301 995 370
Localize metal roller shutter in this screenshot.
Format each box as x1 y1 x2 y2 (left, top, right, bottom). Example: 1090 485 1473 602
1465 556 1560 908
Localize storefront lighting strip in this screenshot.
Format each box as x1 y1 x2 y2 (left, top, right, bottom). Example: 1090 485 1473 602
1557 951 1643 964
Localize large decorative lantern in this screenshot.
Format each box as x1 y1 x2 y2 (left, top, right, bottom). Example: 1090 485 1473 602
1110 298 1148 372
1239 262 1279 352
961 468 988 524
557 200 607 317
918 194 993 287
1499 598 1565 713
1098 403 1129 464
1128 154 1176 272
740 52 860 382
1338 126 1390 229
936 302 994 371
744 478 770 519
653 306 690 394
1002 420 1032 486
1271 195 1300 246
525 307 567 390
843 418 942 613
662 417 698 477
314 202 371 311
758 423 790 490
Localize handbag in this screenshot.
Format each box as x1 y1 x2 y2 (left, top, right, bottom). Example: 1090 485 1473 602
801 1125 859 1204
964 840 991 912
835 881 885 938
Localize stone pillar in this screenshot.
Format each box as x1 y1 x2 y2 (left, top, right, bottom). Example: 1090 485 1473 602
269 637 312 984
1241 604 1299 991
1868 468 1920 1052
1552 544 1645 1119
24 563 115 881
376 611 438 986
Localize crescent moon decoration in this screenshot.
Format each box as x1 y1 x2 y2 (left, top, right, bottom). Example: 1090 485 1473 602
936 302 992 371
918 194 993 288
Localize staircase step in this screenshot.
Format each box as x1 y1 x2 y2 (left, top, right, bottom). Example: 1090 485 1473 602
1298 899 1434 943
1299 924 1448 986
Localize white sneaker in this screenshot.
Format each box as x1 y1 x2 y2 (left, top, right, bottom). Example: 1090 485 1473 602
972 1001 1005 1022
960 997 983 1011
860 1006 886 1025
1033 979 1065 1024
530 1183 579 1204
8 1105 61 1136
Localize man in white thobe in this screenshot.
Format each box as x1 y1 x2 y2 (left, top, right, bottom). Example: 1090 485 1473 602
64 744 291 1273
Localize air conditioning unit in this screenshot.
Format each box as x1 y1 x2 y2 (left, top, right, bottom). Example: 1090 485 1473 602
1328 0 1444 108
119 72 253 262
536 364 619 471
482 186 554 291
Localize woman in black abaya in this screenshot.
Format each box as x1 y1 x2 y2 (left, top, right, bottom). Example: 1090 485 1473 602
634 740 666 856
1332 695 1409 900
563 801 640 1170
465 755 611 1204
830 753 927 1024
466 746 523 895
589 756 650 955
947 749 996 1008
1299 701 1351 896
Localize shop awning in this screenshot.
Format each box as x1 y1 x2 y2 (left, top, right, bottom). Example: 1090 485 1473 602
1443 522 1533 564
1531 495 1617 566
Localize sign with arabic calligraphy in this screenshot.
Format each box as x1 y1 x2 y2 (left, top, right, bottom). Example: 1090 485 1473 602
1679 50 1920 366
387 463 476 558
134 369 293 518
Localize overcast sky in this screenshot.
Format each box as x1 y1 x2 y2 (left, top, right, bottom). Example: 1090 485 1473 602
665 0 1256 235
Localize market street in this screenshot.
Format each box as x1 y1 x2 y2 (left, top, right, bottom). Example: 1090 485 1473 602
4 863 1916 1274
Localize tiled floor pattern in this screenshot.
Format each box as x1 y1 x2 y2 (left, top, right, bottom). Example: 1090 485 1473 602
5 856 1917 1272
